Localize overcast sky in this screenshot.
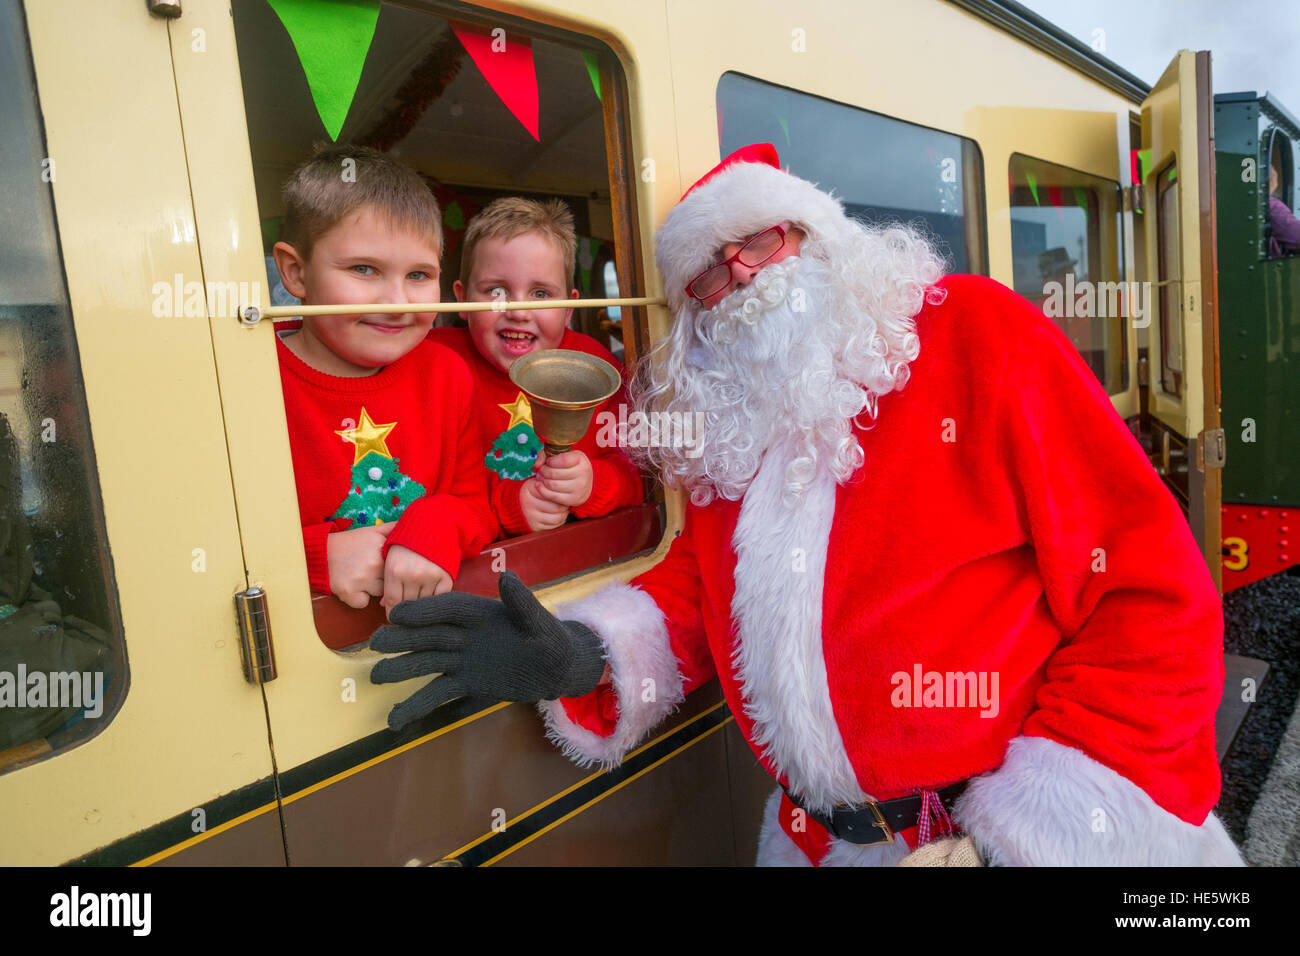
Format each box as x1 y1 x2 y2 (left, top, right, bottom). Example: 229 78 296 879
1019 0 1300 114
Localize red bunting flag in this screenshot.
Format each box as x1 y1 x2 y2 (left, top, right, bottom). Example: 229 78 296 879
450 21 539 141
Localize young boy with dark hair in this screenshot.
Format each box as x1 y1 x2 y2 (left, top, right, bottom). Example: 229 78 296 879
430 197 642 535
272 145 495 615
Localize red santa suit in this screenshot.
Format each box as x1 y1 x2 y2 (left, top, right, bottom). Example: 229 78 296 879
532 149 1243 866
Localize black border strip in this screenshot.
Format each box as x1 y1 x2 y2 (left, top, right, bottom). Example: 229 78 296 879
66 775 279 867
67 695 494 866
946 0 1151 104
275 695 494 798
449 704 734 866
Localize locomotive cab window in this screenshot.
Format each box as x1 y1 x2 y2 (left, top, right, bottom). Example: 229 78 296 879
1009 154 1127 394
1266 129 1299 258
231 0 655 651
716 72 988 275
0 2 125 772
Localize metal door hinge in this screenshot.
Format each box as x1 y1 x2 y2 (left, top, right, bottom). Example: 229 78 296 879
1125 183 1144 214
1199 428 1226 470
235 586 278 684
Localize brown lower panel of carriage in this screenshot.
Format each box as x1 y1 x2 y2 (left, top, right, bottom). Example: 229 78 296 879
491 716 775 866
274 681 736 865
723 718 778 862
150 803 286 867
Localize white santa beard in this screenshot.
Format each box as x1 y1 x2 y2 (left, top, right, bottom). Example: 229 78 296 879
731 430 870 812
634 256 875 505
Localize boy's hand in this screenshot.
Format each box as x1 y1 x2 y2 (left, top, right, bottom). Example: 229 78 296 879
532 449 594 509
327 522 396 609
520 476 569 532
382 545 453 618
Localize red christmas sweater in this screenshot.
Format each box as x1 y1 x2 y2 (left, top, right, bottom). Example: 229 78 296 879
547 274 1224 837
428 327 643 537
275 326 496 593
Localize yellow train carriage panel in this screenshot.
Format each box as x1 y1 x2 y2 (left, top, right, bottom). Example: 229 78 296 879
0 0 281 865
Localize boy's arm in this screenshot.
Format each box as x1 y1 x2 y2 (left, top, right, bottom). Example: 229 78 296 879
383 364 499 579
562 338 645 520
302 518 349 593
491 475 534 537
572 382 644 519
571 446 643 518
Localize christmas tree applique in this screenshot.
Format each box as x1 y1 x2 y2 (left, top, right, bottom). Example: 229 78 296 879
487 392 543 481
330 407 426 526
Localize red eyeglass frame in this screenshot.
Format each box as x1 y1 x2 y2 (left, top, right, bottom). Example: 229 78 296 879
684 224 789 301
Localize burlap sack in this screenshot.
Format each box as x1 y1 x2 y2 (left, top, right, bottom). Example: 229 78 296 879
897 835 985 867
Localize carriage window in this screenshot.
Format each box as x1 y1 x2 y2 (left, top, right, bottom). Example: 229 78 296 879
717 72 987 274
1155 164 1183 397
0 2 125 771
1009 154 1127 394
232 0 656 650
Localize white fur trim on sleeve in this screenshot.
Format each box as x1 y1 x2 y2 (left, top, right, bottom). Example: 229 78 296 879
952 736 1245 866
535 582 685 769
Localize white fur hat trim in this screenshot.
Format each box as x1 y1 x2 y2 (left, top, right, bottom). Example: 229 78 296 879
655 161 855 311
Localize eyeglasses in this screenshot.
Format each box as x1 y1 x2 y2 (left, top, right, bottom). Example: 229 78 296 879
685 224 789 301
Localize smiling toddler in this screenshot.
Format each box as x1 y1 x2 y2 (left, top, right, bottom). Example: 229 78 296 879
429 197 641 535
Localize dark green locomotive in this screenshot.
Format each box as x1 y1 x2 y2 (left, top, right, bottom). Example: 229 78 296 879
1213 92 1299 591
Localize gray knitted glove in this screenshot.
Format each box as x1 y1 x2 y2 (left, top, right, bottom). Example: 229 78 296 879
369 571 606 731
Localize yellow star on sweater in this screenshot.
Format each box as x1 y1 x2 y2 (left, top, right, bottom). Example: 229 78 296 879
499 392 533 429
335 407 397 465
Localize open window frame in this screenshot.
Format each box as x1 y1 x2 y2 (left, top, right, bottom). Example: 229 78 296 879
229 0 662 650
1007 152 1129 396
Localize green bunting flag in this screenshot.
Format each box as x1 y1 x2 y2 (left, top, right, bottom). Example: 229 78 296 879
1137 148 1153 184
1073 185 1088 218
268 0 380 141
583 51 601 101
1025 170 1039 206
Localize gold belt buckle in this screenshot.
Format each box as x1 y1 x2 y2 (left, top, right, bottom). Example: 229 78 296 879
829 798 895 846
862 800 895 846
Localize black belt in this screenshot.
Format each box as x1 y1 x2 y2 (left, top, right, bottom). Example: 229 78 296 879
780 781 969 846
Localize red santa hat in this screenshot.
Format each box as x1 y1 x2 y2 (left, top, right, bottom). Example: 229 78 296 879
655 143 856 311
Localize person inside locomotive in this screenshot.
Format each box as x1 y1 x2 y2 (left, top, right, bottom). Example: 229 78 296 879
270 145 496 617
432 198 642 537
1268 138 1300 258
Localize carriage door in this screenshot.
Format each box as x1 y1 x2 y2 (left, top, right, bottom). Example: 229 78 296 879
1140 50 1223 589
0 0 286 866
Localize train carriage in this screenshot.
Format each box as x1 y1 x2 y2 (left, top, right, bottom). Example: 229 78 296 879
0 0 1292 866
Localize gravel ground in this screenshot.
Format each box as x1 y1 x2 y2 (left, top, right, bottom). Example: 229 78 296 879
1217 568 1300 846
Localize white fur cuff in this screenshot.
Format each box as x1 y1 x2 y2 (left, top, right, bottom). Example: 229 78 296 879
535 583 685 769
952 736 1245 866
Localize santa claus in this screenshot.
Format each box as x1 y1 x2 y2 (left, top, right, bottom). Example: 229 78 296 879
371 144 1243 867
